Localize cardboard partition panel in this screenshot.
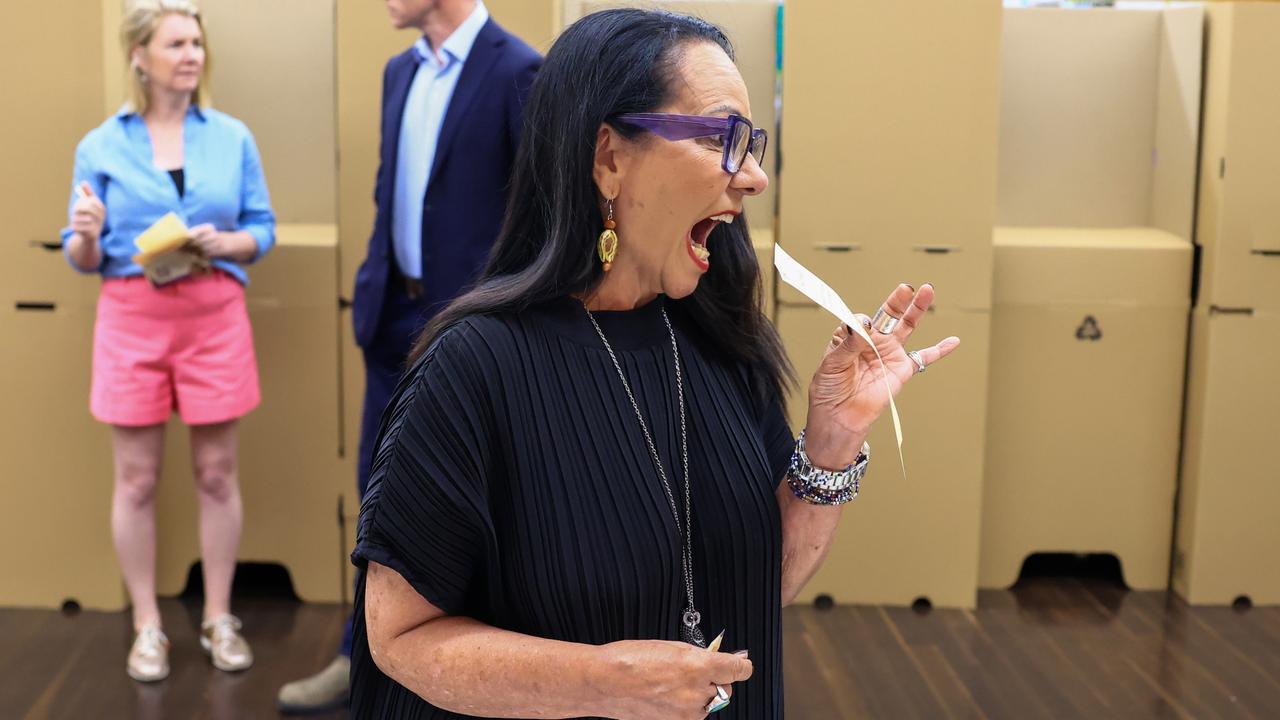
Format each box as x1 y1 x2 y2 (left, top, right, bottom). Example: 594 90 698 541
753 227 775 322
980 228 1192 590
0 302 125 610
0 0 109 305
1150 5 1205 242
1194 2 1280 311
3 0 121 607
153 227 346 603
489 0 561 52
334 2 406 522
3 245 102 313
998 6 1203 241
572 1 779 233
1174 306 1280 606
778 304 990 608
199 0 338 224
778 0 1000 306
775 239 993 313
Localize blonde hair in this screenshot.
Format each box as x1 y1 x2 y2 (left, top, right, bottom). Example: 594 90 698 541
121 0 211 113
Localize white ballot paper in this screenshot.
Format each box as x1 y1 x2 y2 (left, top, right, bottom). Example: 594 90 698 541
774 243 906 478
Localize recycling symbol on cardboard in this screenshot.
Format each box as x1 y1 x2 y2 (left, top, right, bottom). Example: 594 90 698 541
1075 315 1103 342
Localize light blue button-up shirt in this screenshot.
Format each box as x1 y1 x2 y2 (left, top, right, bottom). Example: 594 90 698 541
61 105 276 285
392 1 489 280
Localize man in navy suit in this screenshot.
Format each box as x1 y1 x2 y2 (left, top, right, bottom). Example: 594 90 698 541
278 1 540 712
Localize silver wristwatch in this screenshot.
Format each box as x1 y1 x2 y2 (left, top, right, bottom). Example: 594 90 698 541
788 430 870 500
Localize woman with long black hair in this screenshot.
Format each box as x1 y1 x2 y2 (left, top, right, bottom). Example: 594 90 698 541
349 9 959 718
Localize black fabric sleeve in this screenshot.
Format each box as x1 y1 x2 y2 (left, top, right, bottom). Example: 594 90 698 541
351 322 497 615
744 362 795 486
761 394 795 487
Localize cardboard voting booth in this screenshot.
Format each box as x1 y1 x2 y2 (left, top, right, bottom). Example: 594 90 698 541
997 6 1204 242
0 0 123 611
1175 307 1280 606
0 300 125 611
980 4 1202 591
776 0 1001 608
779 304 991 608
1173 2 1280 606
152 226 346 602
981 229 1191 591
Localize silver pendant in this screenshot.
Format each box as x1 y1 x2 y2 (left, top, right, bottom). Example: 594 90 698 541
681 608 706 647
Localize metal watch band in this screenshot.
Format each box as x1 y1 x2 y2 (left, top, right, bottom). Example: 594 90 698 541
787 429 870 505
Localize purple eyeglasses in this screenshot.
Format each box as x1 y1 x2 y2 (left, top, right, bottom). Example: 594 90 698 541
614 113 768 174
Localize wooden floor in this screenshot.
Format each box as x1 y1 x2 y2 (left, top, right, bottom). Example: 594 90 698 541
785 577 1280 719
4 577 1279 719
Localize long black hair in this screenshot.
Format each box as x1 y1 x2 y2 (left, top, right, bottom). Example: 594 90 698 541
412 8 793 402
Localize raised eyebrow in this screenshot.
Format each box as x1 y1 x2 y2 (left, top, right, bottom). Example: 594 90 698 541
705 103 747 118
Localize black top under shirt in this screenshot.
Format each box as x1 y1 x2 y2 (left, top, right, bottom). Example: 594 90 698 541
167 168 185 198
349 296 795 719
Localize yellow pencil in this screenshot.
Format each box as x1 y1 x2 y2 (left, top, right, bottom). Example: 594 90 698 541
707 630 725 653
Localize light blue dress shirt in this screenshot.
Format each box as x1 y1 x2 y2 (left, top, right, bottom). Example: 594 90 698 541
61 105 276 285
392 1 490 280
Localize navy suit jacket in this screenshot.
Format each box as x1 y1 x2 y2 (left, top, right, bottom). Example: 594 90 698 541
351 19 541 348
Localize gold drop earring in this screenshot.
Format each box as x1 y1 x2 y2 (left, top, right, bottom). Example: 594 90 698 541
597 198 618 272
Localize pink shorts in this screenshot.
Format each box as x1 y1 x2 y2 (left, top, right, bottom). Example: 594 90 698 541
92 272 260 427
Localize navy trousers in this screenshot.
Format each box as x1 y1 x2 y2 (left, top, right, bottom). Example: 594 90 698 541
341 283 437 657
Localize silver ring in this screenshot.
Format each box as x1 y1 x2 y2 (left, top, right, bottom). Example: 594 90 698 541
871 308 900 335
907 350 926 374
705 685 731 713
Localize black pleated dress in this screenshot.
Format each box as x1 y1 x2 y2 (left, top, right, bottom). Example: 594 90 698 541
349 295 794 719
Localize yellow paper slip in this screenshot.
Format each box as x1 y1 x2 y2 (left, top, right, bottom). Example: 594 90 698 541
131 212 191 266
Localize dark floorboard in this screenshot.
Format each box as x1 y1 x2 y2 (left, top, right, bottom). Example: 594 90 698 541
0 597 348 720
5 577 1279 719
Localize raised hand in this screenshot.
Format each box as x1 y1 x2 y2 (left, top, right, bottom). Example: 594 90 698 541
71 181 106 243
802 283 961 469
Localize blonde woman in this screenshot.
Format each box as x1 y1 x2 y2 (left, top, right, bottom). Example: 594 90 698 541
62 0 274 682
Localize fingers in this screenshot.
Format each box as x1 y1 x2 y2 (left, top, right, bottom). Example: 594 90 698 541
894 283 934 342
912 336 961 369
73 196 105 231
707 653 753 685
873 283 916 332
829 314 876 358
73 205 103 221
187 225 217 251
702 683 733 714
830 315 870 344
78 181 96 198
829 324 846 349
71 203 104 237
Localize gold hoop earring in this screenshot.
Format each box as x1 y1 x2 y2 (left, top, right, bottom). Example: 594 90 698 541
597 198 618 272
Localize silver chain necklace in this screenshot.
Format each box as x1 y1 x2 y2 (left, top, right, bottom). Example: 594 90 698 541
584 303 705 647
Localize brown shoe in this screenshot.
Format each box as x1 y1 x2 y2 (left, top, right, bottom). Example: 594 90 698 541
127 624 171 682
200 614 253 672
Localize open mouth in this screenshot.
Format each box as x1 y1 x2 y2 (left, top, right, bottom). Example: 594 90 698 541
686 212 735 271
